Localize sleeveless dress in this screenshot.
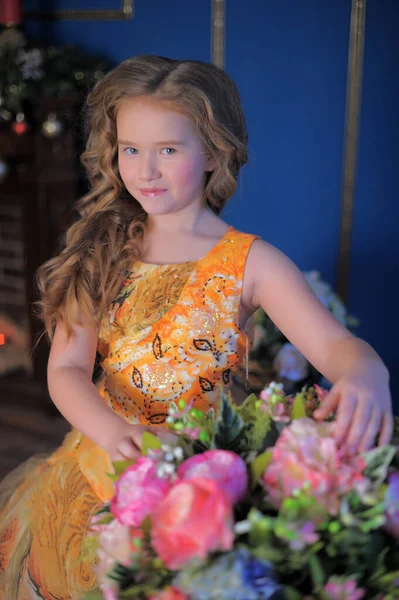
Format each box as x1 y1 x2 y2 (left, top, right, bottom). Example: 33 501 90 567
0 225 259 600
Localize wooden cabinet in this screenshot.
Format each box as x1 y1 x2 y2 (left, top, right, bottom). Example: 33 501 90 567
0 95 80 408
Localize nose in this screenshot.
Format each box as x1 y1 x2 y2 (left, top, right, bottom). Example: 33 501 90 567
138 153 160 182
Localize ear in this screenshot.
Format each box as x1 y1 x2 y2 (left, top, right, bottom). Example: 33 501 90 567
205 156 216 172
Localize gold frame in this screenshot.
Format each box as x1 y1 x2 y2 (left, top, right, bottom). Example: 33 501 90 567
337 0 366 302
25 0 134 21
211 0 225 68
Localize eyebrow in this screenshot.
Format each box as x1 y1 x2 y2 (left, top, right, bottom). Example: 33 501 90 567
118 140 186 146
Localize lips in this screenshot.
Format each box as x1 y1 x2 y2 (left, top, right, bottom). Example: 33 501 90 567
139 188 167 198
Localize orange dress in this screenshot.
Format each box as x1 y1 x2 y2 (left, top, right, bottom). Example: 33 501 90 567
0 225 259 599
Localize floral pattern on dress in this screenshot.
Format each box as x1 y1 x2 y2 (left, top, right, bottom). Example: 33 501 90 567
97 226 260 425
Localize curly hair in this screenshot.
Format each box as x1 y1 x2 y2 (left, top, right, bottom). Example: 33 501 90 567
35 55 248 340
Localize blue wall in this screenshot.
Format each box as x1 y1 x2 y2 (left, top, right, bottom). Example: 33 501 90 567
224 1 350 284
26 0 211 63
350 0 399 407
26 0 399 408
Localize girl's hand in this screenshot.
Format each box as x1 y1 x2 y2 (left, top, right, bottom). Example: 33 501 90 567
109 421 179 462
313 368 393 454
111 424 152 462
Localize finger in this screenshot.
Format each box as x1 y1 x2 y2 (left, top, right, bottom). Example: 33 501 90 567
117 436 141 461
333 395 357 446
157 429 177 444
125 425 151 450
112 451 131 462
378 411 394 446
357 407 381 453
313 387 340 420
344 400 374 452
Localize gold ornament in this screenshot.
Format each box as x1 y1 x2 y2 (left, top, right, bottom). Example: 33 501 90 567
41 112 63 138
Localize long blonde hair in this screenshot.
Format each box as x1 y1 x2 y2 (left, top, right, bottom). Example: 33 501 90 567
36 55 248 339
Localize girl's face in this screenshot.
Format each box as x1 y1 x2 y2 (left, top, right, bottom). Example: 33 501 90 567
116 96 215 217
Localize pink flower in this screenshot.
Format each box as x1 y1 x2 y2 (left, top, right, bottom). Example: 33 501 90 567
283 520 320 551
111 457 171 526
262 418 367 515
102 588 118 600
149 586 188 600
95 519 140 599
151 477 234 570
384 472 399 538
98 520 142 565
177 450 248 503
324 578 365 600
260 382 290 422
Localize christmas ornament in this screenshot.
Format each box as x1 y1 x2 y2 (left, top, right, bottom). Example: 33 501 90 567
0 98 12 123
12 112 29 135
0 0 23 26
0 158 9 184
41 113 63 138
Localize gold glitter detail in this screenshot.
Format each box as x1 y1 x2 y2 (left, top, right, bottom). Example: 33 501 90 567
143 362 176 389
192 309 219 336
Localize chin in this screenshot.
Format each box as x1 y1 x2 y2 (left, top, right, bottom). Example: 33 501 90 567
140 203 176 216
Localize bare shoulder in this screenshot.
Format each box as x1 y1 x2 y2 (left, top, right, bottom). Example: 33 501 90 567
244 238 305 310
247 237 291 267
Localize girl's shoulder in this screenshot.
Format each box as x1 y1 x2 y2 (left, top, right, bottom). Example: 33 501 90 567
212 223 261 261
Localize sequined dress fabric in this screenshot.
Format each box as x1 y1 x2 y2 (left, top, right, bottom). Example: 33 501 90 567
0 226 259 599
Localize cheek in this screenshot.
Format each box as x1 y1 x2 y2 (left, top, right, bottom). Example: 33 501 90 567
118 155 132 185
172 158 206 189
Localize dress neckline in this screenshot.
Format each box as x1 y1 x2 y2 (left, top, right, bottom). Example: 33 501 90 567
134 225 235 267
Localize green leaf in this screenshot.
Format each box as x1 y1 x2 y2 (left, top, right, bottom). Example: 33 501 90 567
236 391 275 453
142 431 162 456
250 449 272 489
291 393 307 420
283 586 303 600
362 445 396 484
205 407 215 420
95 513 115 526
212 390 246 450
82 591 103 600
372 569 399 588
112 459 135 474
309 554 325 590
236 393 260 421
94 503 111 516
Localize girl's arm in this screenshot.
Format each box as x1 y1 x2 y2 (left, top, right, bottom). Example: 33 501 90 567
246 239 393 452
47 319 144 459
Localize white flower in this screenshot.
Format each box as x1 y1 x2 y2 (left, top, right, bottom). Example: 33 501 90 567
304 271 351 327
273 343 310 382
263 381 284 396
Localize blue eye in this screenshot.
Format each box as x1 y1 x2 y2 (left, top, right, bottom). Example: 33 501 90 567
123 147 138 155
161 147 176 155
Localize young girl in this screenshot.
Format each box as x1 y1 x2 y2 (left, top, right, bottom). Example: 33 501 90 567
0 55 393 599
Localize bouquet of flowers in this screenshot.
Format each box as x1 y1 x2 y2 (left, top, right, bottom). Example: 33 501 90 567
84 384 399 600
